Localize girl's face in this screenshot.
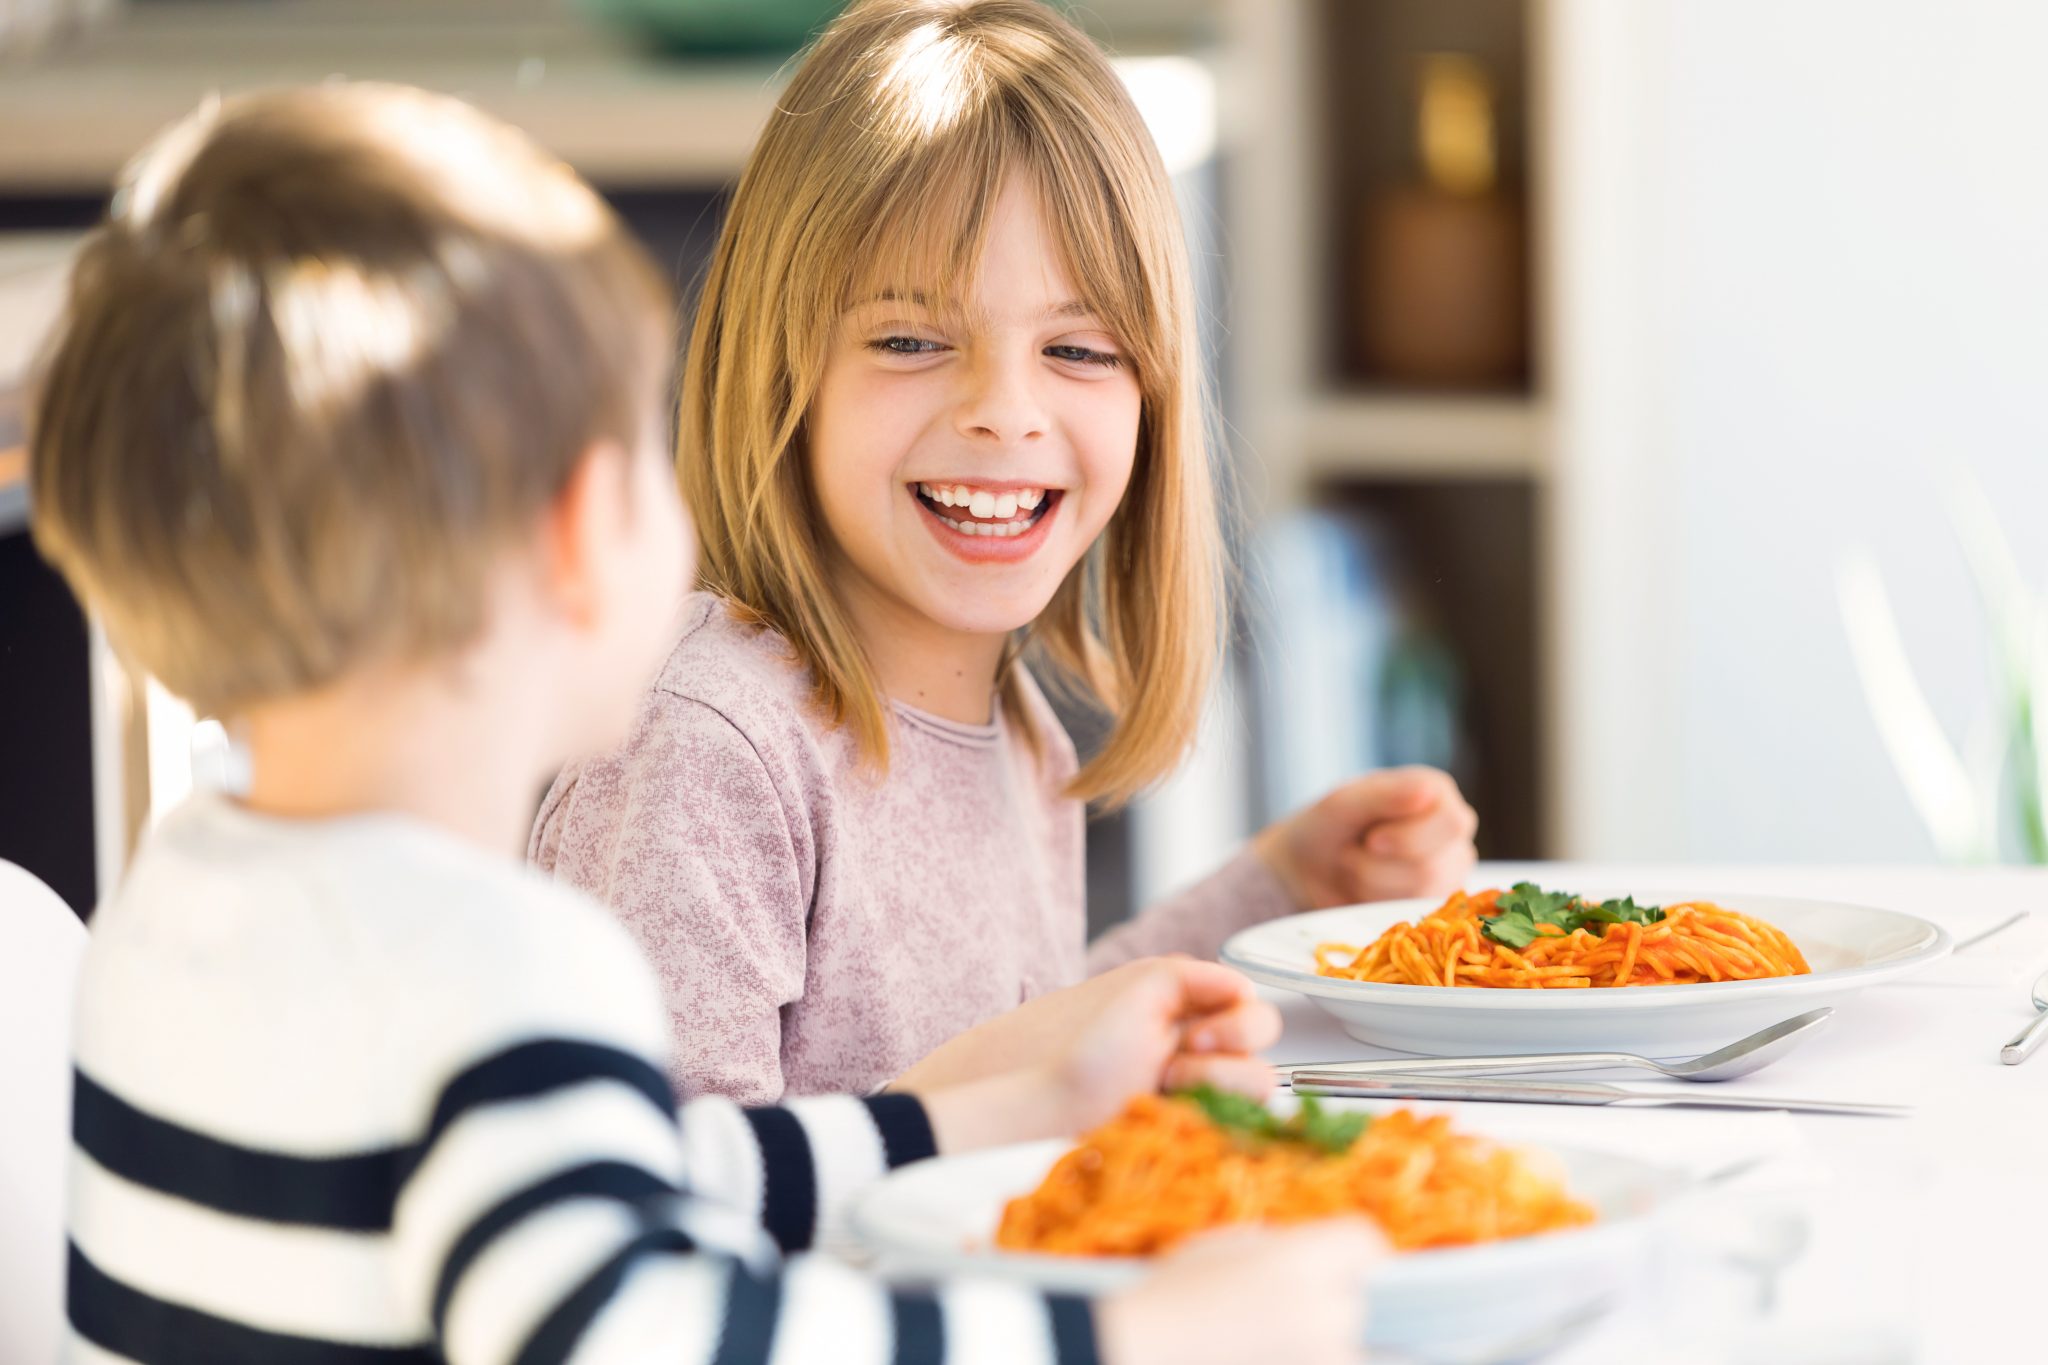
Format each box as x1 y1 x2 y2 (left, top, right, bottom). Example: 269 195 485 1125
807 176 1142 644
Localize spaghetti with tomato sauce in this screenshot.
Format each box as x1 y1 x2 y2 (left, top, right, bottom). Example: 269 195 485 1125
995 1092 1594 1257
1314 887 1811 989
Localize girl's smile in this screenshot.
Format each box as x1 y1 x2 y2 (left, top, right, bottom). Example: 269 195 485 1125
911 481 1063 560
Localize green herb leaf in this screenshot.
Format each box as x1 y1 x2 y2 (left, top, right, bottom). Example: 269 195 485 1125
1482 904 1545 949
1479 882 1572 948
1580 896 1666 930
1291 1093 1370 1154
1479 884 1665 948
1182 1082 1282 1141
1497 882 1579 921
1177 1085 1371 1155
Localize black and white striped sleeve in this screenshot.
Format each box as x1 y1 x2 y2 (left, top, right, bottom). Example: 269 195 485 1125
392 1037 1103 1365
677 1089 936 1254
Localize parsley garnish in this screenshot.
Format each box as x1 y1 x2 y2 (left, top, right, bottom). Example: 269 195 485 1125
1179 1084 1370 1155
1481 882 1665 949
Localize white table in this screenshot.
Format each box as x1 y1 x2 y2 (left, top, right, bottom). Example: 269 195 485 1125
1260 865 2048 1364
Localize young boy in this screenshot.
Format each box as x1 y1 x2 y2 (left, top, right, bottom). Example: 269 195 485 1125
30 83 1376 1365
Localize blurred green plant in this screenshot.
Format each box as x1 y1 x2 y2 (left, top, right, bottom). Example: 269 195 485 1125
1838 482 2048 863
578 0 846 58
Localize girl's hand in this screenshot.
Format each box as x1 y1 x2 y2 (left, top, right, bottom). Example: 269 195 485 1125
1098 1220 1384 1365
1254 766 1479 910
902 958 1281 1152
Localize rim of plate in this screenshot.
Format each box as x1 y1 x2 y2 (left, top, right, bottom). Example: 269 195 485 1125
1219 890 1952 1011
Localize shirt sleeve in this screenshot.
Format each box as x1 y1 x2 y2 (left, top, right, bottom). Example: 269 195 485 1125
390 1043 1102 1365
678 1090 937 1256
532 690 810 1105
1085 847 1299 972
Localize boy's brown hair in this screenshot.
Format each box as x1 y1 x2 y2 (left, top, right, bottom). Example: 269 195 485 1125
30 82 673 717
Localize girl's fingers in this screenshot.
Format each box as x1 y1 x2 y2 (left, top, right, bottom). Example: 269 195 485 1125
1339 840 1474 903
1363 798 1478 860
1318 766 1447 828
1161 1051 1274 1098
1183 997 1282 1055
1152 956 1258 1013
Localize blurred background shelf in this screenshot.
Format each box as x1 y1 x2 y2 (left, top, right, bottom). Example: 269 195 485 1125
0 9 783 190
1150 0 1551 910
0 0 1213 193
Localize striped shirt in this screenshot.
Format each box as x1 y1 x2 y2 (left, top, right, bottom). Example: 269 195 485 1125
65 795 1098 1365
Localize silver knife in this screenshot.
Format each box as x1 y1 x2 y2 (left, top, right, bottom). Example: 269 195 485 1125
1287 1070 1910 1117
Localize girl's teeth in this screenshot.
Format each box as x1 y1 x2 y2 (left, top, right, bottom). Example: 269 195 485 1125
936 512 1036 538
916 482 1051 531
918 484 1048 507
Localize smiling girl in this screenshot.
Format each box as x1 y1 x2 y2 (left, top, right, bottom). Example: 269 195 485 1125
532 0 1479 1103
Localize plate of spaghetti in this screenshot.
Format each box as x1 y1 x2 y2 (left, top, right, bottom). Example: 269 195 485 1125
1221 884 1949 1056
852 1088 1684 1353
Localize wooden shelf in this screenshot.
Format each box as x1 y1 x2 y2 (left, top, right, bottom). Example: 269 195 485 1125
0 36 783 191
1295 393 1546 481
1314 0 1533 393
0 5 1213 193
1218 0 1549 858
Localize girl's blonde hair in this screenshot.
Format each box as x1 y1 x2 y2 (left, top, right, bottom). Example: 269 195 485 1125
681 0 1221 807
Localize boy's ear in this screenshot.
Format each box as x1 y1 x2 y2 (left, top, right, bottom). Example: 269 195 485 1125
541 439 632 629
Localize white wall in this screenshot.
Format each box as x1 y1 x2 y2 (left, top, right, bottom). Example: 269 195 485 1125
1553 0 2048 863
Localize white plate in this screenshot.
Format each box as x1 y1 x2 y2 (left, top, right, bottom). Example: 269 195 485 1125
1221 890 1951 1057
851 1134 1687 1354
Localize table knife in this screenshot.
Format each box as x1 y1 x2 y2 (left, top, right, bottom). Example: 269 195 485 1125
1287 1069 1910 1117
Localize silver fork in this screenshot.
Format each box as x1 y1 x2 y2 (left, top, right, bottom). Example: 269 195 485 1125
1275 1008 1831 1086
1953 911 2027 954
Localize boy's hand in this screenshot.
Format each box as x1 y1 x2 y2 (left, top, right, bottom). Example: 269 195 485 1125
903 958 1281 1152
1098 1220 1384 1365
1253 766 1478 910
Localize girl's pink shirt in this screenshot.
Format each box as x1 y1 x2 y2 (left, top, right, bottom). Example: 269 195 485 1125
530 593 1296 1103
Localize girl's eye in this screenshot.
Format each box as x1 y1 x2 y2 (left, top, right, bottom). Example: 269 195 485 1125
1046 343 1123 368
866 335 947 356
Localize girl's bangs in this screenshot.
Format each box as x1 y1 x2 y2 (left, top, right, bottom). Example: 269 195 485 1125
833 120 1161 378
836 141 999 323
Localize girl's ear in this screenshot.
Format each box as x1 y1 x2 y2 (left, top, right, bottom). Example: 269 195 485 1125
539 439 634 630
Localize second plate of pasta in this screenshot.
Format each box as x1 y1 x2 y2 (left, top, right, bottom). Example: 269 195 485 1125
1220 887 1949 1057
852 1093 1685 1356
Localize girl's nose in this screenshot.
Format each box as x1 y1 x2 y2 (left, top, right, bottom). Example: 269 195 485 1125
953 352 1048 445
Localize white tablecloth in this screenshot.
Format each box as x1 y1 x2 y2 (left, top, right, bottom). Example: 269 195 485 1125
1261 865 2048 1364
